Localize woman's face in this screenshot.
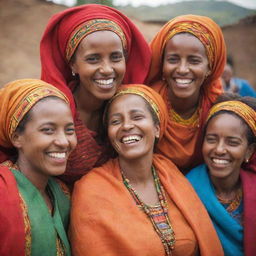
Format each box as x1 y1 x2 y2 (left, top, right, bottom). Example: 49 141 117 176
70 30 126 102
203 113 254 182
163 33 210 102
13 98 77 179
107 94 160 161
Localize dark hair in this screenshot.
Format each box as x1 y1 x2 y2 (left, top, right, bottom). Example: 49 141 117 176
15 96 66 134
205 93 256 145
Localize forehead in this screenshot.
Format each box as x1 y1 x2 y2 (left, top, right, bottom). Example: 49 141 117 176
79 30 123 50
108 94 149 113
165 33 207 55
29 98 72 121
206 113 247 135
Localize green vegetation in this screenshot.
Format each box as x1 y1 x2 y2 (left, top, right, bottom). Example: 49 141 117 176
76 0 113 7
117 1 256 26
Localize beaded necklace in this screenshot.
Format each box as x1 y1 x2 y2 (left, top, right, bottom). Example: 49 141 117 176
217 187 243 213
122 166 175 255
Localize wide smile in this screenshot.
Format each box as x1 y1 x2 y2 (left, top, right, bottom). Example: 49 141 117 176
94 78 115 89
174 78 193 88
46 151 68 163
121 135 142 145
210 157 231 168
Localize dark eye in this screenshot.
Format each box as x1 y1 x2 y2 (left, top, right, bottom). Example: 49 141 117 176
189 57 201 64
109 119 121 125
227 139 240 147
41 127 54 134
133 115 144 120
166 56 179 64
66 127 75 135
205 136 216 144
111 52 124 62
86 55 99 63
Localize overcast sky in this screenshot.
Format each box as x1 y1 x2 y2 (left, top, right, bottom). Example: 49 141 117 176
51 0 256 9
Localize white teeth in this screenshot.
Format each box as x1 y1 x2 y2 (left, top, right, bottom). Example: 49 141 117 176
212 158 229 164
95 79 114 85
48 152 66 159
175 79 192 84
122 135 141 144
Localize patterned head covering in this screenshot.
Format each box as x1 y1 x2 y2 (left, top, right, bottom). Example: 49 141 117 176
207 101 256 136
40 4 151 116
105 84 168 140
66 19 127 62
0 79 69 148
147 14 226 85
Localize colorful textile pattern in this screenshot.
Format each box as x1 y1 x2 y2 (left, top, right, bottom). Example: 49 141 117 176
187 165 243 256
0 164 71 256
66 19 127 61
146 15 226 173
0 79 69 149
106 84 168 140
206 101 256 136
70 155 224 256
40 4 151 115
166 21 215 69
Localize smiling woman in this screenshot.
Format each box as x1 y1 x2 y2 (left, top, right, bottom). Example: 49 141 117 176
187 94 256 256
40 4 151 186
70 84 224 256
0 79 77 256
147 14 226 174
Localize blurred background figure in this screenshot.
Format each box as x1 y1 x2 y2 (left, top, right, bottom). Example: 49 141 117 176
222 55 256 97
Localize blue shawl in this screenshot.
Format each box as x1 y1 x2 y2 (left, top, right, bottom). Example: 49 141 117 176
186 164 243 256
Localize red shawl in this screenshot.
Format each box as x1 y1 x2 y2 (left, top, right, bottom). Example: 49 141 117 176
40 4 151 115
241 152 256 256
0 166 25 256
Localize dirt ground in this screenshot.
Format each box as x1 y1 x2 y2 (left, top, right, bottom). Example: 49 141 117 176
1 0 255 89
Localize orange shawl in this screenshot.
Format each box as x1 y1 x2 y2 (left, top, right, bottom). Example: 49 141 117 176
70 154 223 256
147 15 226 172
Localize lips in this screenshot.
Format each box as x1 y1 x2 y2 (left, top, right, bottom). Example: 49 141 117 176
47 152 67 160
121 135 142 144
174 78 193 88
94 78 114 89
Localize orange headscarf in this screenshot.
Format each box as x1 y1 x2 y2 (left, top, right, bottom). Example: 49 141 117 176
146 15 226 172
0 79 69 149
106 84 168 140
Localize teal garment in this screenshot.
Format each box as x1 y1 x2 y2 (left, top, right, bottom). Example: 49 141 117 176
186 164 243 256
11 169 71 256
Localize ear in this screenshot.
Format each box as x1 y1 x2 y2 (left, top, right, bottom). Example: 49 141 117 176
245 143 256 163
69 60 77 75
10 131 23 149
154 124 160 139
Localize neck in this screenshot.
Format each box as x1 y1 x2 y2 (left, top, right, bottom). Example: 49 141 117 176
74 85 104 131
168 89 200 119
211 173 241 198
118 155 153 185
16 158 48 193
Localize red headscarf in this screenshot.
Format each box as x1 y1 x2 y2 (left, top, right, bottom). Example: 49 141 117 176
40 4 151 115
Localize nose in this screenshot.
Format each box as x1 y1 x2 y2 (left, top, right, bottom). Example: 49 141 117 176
99 60 113 75
54 132 69 148
215 141 227 155
122 118 134 131
177 60 189 74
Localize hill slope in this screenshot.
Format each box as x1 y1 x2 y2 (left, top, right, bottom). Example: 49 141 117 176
118 1 256 26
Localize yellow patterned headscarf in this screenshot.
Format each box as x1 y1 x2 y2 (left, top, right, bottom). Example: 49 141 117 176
166 21 215 69
0 79 69 148
207 101 256 136
66 19 127 62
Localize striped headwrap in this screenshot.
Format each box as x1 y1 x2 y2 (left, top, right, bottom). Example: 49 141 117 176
105 84 168 140
166 21 215 69
0 79 69 148
66 19 127 62
207 101 256 136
